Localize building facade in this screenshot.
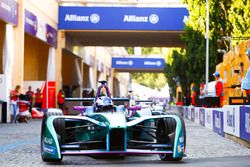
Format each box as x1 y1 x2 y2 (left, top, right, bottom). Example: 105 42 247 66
0 0 130 122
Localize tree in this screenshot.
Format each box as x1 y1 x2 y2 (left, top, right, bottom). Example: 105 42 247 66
228 0 250 38
168 0 234 94
126 47 167 90
164 49 188 96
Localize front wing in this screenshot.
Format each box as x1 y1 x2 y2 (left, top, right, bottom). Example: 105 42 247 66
41 114 185 160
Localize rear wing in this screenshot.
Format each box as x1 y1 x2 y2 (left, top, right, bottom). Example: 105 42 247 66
65 98 152 105
65 97 130 106
65 97 129 102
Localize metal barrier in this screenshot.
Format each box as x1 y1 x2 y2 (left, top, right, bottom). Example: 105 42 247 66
179 105 250 147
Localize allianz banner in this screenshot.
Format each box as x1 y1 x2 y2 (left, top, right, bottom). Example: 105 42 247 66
112 57 165 69
199 107 205 127
223 105 240 137
205 108 213 130
58 6 188 31
212 109 224 137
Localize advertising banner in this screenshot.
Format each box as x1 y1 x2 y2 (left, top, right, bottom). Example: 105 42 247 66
213 109 224 137
183 106 188 119
178 106 184 117
46 24 57 47
25 9 57 47
223 105 240 137
194 107 200 124
25 9 37 36
205 108 213 130
59 6 189 31
0 0 18 25
239 106 250 142
199 107 205 127
42 81 56 109
188 106 193 120
191 107 195 122
112 57 165 70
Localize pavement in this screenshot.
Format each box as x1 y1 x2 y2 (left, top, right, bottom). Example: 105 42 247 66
0 118 250 166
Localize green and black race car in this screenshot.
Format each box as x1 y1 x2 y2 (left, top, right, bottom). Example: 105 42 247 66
41 81 186 162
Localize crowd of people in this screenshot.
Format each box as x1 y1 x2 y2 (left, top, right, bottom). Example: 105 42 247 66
180 72 224 108
10 85 65 123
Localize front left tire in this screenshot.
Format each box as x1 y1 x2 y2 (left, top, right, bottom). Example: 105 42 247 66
41 109 64 162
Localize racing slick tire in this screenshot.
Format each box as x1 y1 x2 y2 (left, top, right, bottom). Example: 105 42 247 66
163 111 186 151
156 113 186 161
41 109 64 162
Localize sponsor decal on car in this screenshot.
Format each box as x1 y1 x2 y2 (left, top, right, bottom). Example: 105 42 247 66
44 145 56 154
179 136 184 143
178 143 184 153
44 137 53 145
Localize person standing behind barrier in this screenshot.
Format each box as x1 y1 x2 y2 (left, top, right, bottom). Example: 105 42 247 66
34 88 43 109
199 80 206 98
10 85 21 123
213 71 224 107
25 86 34 113
242 73 250 104
57 89 65 110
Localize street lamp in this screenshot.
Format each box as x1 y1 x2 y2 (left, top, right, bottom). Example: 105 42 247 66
205 0 209 95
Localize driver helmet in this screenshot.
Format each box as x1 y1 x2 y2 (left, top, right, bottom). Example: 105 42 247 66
95 96 114 112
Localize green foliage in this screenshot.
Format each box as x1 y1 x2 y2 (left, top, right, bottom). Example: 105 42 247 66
164 50 188 95
125 47 134 54
164 0 249 96
131 73 166 91
128 0 250 96
126 47 167 90
228 0 250 38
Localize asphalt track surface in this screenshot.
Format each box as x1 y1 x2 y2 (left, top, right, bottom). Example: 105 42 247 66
0 118 250 167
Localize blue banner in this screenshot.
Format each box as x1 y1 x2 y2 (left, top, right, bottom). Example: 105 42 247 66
0 0 18 25
184 107 188 119
199 108 205 127
112 57 165 69
59 6 188 31
240 106 250 142
191 107 195 122
213 109 224 137
25 9 57 47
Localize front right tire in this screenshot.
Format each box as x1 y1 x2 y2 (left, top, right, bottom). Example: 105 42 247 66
156 113 186 161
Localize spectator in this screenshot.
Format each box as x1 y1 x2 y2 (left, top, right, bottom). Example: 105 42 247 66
199 80 206 98
241 54 250 104
57 89 65 110
17 94 31 123
34 88 43 109
10 85 21 123
191 91 197 106
190 83 197 106
25 86 34 113
241 67 250 105
213 71 224 107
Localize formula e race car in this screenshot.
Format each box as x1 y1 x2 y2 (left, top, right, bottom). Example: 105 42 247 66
41 81 186 162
